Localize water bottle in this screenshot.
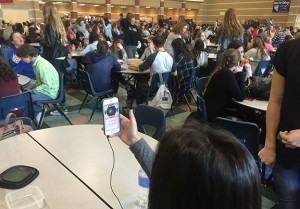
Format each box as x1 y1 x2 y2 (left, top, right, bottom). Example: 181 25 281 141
138 169 150 208
135 51 139 58
71 44 75 52
79 42 82 49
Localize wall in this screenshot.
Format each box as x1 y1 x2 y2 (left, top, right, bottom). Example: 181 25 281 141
200 0 299 27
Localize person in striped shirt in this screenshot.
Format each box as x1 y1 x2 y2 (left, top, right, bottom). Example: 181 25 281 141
16 44 59 124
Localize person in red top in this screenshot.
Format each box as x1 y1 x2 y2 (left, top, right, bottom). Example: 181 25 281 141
0 57 19 97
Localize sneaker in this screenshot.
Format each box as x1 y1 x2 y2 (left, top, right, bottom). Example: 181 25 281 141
50 108 68 116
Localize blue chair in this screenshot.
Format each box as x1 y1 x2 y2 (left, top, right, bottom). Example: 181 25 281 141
253 60 272 77
135 104 166 141
196 96 208 124
36 74 72 128
148 72 170 97
197 76 210 98
182 68 197 111
212 117 263 180
0 92 35 121
78 70 113 121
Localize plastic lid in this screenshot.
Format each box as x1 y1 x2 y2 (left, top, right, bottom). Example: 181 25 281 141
5 186 44 209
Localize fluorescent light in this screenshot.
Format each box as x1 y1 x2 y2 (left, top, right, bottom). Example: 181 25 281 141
111 5 114 7
79 4 85 6
188 9 191 10
120 6 126 8
93 5 99 6
146 6 150 8
168 8 173 10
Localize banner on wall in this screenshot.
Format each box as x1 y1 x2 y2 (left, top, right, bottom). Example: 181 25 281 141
273 0 290 13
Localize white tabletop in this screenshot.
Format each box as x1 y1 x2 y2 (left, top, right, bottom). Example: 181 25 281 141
17 74 30 86
235 99 268 111
29 43 40 47
208 53 217 59
29 125 158 209
0 133 109 209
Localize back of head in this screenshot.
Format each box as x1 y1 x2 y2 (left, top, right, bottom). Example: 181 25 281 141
96 41 108 55
16 44 38 58
223 8 244 39
171 38 193 59
227 39 243 50
173 21 188 35
149 120 261 209
192 39 205 57
152 35 165 48
89 31 99 43
220 48 240 69
0 57 16 82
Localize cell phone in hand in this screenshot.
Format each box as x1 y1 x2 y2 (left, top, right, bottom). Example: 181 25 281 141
102 97 120 136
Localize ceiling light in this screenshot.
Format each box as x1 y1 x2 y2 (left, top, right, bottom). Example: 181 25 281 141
146 6 150 8
168 8 173 10
93 5 99 6
79 4 85 6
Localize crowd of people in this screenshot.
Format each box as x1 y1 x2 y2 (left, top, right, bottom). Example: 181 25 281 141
1 3 300 208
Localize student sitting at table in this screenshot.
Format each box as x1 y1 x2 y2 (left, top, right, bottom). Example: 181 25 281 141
109 110 261 209
16 44 59 124
139 35 173 96
245 36 271 72
0 57 19 97
140 36 155 61
204 48 246 122
110 39 127 60
8 31 39 80
81 41 121 94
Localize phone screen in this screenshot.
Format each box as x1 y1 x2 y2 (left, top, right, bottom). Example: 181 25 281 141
103 97 120 135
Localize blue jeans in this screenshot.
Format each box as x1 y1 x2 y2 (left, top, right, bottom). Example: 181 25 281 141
273 162 300 209
125 45 137 58
65 58 77 79
31 89 52 116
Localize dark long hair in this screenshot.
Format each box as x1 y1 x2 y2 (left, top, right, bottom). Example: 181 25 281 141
171 38 194 59
149 120 261 209
252 36 269 60
0 57 17 82
192 39 205 58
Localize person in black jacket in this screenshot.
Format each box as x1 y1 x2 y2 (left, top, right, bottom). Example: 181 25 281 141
120 13 142 58
204 48 246 122
41 2 69 115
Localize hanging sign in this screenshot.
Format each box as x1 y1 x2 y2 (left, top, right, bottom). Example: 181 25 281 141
273 0 290 13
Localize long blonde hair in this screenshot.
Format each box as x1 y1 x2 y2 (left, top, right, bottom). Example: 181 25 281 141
173 21 188 37
43 2 67 45
222 8 244 39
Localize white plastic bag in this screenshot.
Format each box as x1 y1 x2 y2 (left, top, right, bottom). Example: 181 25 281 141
148 83 173 114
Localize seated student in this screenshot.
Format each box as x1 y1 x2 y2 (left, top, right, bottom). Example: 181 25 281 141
8 31 38 80
140 36 155 61
0 57 19 97
139 35 173 95
204 48 246 122
110 39 127 60
80 33 106 56
227 40 252 82
81 41 121 93
16 44 59 124
245 36 271 72
65 52 77 80
109 110 261 209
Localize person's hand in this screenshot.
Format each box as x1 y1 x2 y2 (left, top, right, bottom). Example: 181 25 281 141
108 109 141 146
116 43 123 50
258 146 276 167
280 130 300 148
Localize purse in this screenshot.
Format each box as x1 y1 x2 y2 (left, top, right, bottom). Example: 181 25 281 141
246 77 272 101
0 113 33 140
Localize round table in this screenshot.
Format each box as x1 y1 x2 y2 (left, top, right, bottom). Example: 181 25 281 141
17 74 30 86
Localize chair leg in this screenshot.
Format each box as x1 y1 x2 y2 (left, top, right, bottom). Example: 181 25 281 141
37 106 46 129
189 89 197 104
90 97 100 121
53 104 72 125
78 93 89 113
183 93 192 111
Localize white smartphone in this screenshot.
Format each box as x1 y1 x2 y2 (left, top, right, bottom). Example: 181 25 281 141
102 97 120 136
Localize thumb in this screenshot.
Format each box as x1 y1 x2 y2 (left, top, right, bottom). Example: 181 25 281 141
128 109 137 125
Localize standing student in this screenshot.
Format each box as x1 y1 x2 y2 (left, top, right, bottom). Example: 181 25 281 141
41 2 69 115
259 38 300 209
